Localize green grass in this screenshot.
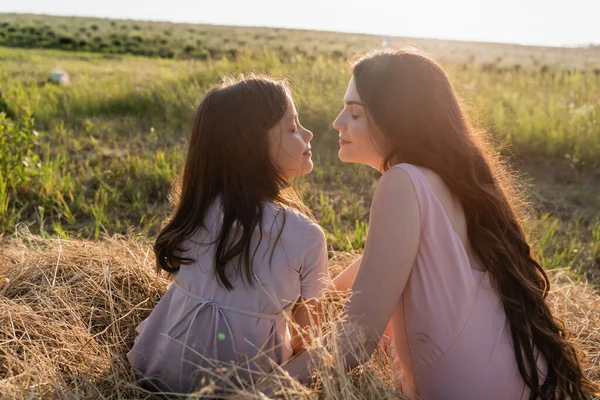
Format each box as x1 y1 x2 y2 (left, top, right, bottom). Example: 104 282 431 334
0 13 379 60
3 13 600 68
0 37 599 281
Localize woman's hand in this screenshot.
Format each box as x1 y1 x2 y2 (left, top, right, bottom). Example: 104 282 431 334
250 369 313 399
333 255 362 291
279 167 420 382
251 376 282 398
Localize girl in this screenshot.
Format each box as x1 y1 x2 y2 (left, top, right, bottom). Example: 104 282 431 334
278 49 598 399
127 75 330 394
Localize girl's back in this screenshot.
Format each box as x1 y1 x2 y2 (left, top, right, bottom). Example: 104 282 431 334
127 200 328 393
127 75 328 394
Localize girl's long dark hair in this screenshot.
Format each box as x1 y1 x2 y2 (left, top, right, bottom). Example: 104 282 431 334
352 48 598 399
154 75 310 290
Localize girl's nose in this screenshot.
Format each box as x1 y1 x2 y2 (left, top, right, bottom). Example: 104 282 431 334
302 126 313 142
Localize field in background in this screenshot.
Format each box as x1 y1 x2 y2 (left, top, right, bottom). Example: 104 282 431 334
2 41 599 280
2 13 600 67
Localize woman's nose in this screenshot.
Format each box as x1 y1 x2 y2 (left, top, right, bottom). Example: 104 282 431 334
333 112 343 131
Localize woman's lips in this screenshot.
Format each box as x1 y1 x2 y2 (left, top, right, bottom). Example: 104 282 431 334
339 138 351 146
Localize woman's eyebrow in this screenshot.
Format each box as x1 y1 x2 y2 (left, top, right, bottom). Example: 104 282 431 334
345 100 364 107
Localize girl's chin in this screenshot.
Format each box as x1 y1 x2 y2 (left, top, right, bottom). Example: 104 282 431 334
303 160 314 174
288 161 314 179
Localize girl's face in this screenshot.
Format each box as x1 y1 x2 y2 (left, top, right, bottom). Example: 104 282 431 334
268 94 314 180
332 77 385 172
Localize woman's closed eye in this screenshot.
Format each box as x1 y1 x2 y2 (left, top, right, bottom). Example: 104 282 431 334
347 106 360 120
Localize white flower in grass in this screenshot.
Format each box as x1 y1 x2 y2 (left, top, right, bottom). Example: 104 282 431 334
49 68 70 85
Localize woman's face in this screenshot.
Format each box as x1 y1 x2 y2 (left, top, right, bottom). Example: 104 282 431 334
268 94 314 180
333 77 385 172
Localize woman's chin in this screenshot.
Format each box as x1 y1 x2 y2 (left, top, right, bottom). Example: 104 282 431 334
338 149 353 163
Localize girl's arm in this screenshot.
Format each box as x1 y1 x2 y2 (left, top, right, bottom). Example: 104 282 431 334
290 298 319 354
280 167 420 383
290 222 330 354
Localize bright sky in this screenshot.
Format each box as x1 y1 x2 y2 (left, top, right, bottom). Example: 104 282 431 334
2 0 599 47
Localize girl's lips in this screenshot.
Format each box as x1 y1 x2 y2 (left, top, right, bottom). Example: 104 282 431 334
339 139 351 146
303 150 312 157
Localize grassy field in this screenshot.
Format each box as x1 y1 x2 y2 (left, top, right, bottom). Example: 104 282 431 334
0 14 599 398
1 42 599 279
3 13 600 67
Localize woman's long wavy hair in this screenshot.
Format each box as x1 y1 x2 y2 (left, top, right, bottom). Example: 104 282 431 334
352 48 598 399
154 75 311 290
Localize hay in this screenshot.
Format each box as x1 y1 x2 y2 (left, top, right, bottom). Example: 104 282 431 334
0 234 598 399
546 270 600 384
0 234 168 399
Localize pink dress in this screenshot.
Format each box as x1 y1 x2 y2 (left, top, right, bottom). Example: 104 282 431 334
388 163 548 400
127 200 329 393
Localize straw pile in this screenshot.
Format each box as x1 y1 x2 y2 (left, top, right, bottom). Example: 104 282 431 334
0 233 598 399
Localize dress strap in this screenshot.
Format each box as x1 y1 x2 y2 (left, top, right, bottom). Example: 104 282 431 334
168 281 281 370
390 163 450 231
171 281 280 320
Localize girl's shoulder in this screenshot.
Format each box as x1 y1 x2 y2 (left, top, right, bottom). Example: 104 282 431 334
264 202 321 232
263 202 326 248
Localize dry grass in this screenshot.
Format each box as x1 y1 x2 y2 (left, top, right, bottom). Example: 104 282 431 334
0 233 598 399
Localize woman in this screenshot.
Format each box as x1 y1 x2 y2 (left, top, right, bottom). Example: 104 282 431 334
277 49 597 399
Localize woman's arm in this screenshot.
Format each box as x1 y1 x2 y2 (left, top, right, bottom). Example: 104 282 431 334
280 167 420 383
333 254 396 346
333 256 362 291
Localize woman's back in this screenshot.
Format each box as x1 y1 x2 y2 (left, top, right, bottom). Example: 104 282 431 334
127 201 328 393
388 163 548 399
416 166 485 272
